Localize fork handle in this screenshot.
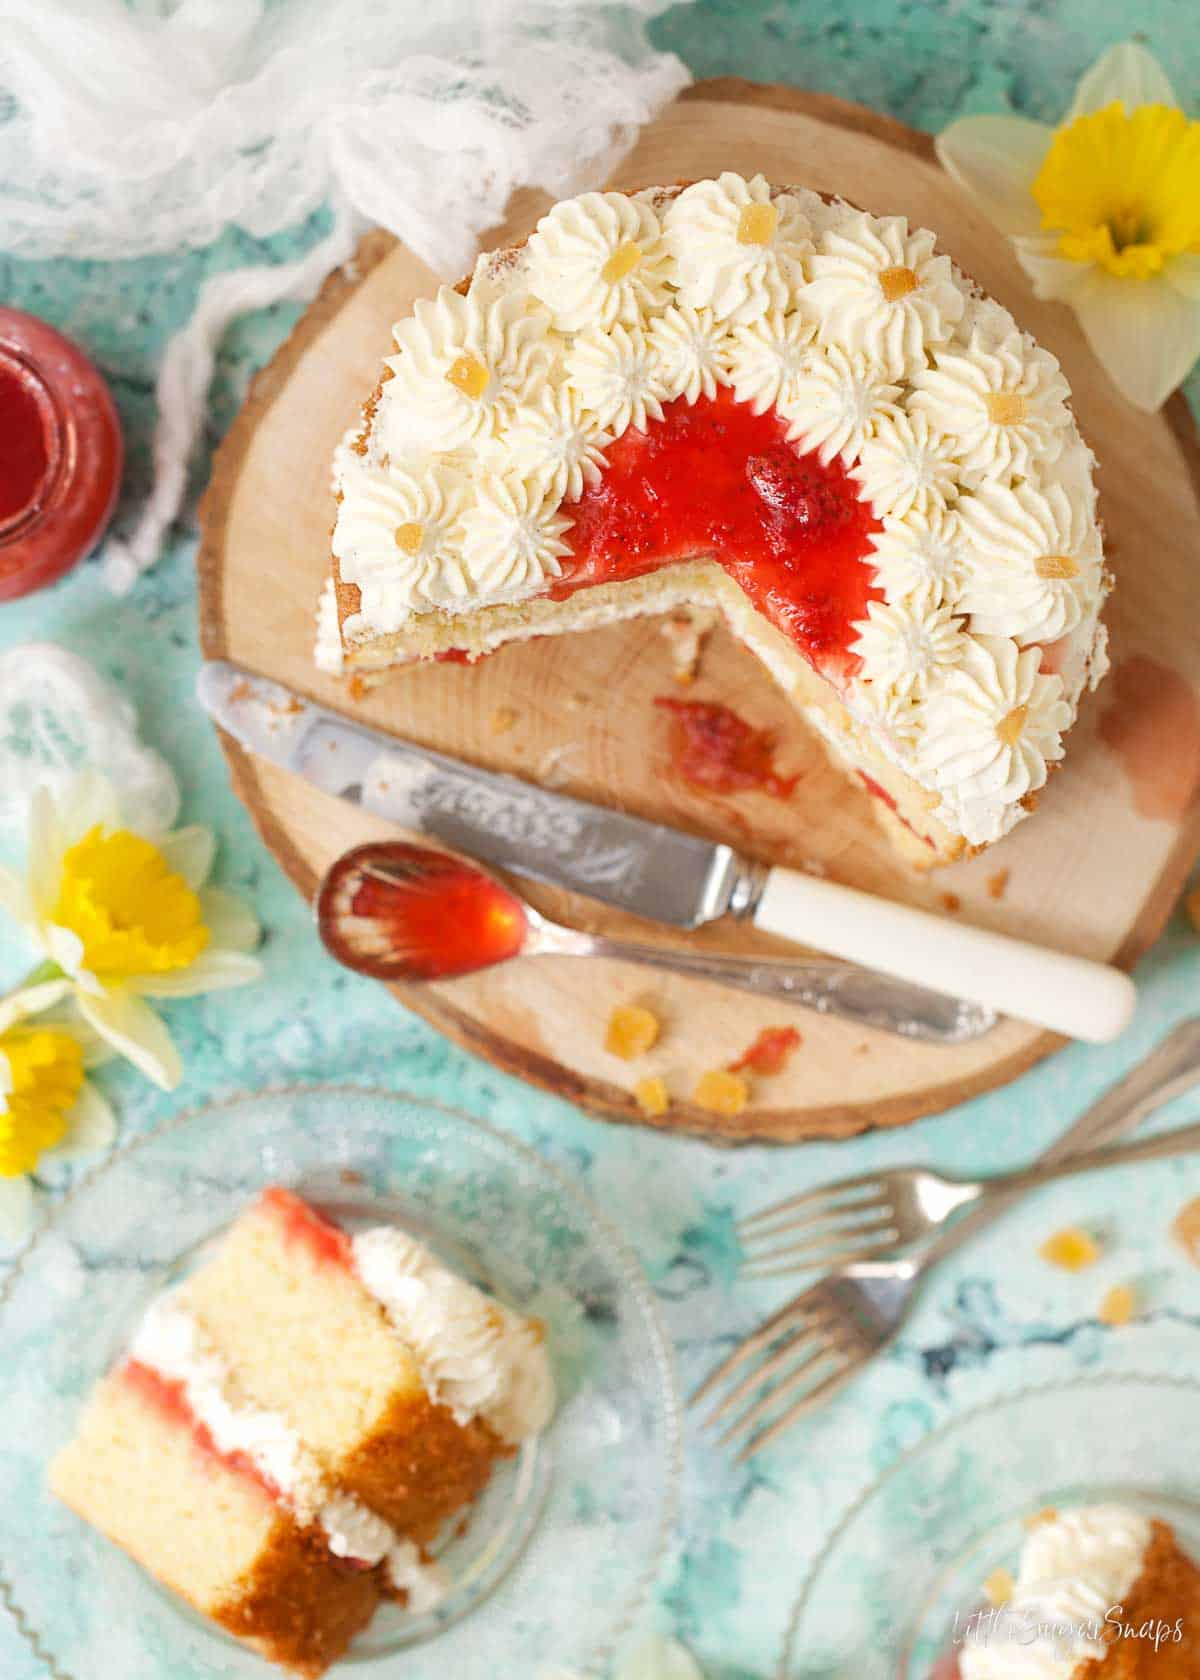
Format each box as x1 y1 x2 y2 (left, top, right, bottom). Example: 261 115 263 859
926 1017 1200 1266
992 1113 1200 1195
751 867 1136 1043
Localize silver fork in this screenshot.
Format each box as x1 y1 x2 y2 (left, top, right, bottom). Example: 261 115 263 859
694 1017 1200 1460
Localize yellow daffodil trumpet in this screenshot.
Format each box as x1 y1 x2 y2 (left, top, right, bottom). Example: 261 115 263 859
937 42 1200 410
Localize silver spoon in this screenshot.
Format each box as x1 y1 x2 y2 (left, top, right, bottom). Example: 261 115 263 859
315 840 994 1046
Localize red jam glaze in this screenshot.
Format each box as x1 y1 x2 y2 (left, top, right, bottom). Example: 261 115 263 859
729 1025 802 1075
121 1359 281 1504
259 1186 354 1270
0 360 53 523
656 697 801 799
560 388 881 683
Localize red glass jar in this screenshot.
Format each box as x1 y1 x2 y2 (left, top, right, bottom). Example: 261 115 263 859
0 306 123 601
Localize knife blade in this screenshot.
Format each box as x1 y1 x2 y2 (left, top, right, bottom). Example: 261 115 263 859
197 660 751 928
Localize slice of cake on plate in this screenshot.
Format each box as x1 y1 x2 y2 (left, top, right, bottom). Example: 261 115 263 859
959 1504 1200 1678
318 173 1110 864
50 1186 554 1678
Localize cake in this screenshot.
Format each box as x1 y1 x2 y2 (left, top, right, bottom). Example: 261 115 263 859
958 1505 1200 1677
50 1187 554 1678
318 173 1110 865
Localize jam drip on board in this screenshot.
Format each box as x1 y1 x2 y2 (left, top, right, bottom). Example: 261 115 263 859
656 697 801 800
561 388 882 684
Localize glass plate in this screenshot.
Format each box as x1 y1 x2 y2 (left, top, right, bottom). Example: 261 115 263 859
0 1086 680 1680
779 1374 1200 1679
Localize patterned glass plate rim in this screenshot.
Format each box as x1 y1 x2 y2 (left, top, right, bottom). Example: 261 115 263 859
777 1371 1200 1680
0 1083 683 1680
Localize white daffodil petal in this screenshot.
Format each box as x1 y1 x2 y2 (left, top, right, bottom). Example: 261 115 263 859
0 1174 36 1251
158 825 216 890
44 924 91 985
197 886 261 954
27 784 67 917
0 980 73 1034
1013 234 1096 304
1072 268 1200 411
66 768 123 842
935 115 1053 237
1167 253 1200 302
52 1081 117 1163
133 950 263 999
617 1636 706 1680
0 862 29 923
1066 40 1178 120
77 987 182 1091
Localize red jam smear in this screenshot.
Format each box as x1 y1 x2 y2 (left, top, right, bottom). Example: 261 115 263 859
122 1359 281 1504
656 697 801 799
560 388 881 683
729 1025 802 1075
259 1186 354 1269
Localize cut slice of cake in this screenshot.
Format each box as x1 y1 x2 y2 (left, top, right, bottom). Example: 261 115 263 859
51 1187 554 1677
959 1504 1200 1678
319 174 1110 864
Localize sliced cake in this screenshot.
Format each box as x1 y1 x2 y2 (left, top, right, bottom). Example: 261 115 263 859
318 173 1110 864
959 1504 1200 1678
50 1187 554 1677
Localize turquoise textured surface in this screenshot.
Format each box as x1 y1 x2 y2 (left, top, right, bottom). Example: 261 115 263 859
2 7 1199 1678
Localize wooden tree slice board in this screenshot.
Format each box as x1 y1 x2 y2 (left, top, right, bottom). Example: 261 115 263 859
198 80 1200 1145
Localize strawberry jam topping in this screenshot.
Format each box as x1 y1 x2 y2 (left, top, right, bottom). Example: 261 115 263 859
559 389 882 683
122 1359 281 1503
260 1186 353 1270
656 697 801 800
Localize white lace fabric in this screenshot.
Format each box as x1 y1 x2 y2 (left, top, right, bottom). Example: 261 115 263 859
0 0 691 587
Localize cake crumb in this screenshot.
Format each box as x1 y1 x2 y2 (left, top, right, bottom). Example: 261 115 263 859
633 1076 670 1119
605 1004 660 1061
940 892 961 913
729 1026 801 1075
488 706 519 735
693 1069 749 1116
984 1568 1015 1608
659 606 718 685
1170 1195 1200 1263
1038 1226 1101 1271
348 674 368 702
987 869 1010 901
1024 1506 1058 1531
1098 1283 1137 1326
1186 883 1200 933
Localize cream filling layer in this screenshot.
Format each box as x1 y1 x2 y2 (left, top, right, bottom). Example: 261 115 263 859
129 1294 448 1613
960 1504 1152 1680
350 1226 555 1445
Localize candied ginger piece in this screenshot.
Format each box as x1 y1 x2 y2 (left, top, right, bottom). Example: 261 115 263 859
1171 1195 1200 1264
633 1077 669 1119
693 1069 749 1116
1038 1226 1100 1271
606 1004 660 1060
1098 1284 1137 1327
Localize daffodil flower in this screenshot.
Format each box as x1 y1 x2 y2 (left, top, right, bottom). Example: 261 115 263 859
0 989 116 1250
937 42 1200 410
0 771 262 1092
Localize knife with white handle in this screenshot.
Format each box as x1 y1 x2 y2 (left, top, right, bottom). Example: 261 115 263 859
198 660 1137 1045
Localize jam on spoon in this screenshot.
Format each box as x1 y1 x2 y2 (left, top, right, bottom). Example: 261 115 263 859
317 843 530 981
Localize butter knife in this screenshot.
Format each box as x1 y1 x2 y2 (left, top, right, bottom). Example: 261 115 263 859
197 660 1136 1045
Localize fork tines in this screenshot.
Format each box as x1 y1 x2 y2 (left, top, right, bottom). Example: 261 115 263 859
737 1178 899 1279
691 1292 860 1460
